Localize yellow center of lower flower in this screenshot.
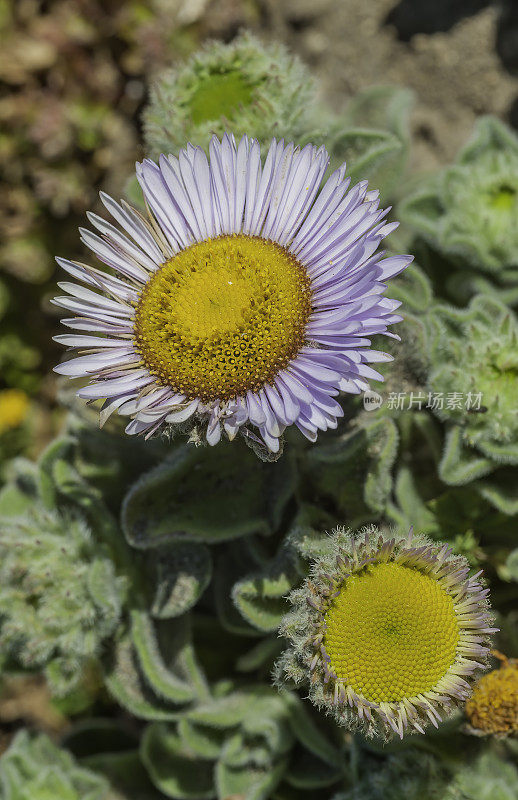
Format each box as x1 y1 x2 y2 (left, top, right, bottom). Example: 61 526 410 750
324 562 460 703
134 234 312 402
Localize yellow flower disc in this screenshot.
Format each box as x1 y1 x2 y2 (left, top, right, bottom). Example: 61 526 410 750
324 562 460 702
466 663 518 735
134 234 312 402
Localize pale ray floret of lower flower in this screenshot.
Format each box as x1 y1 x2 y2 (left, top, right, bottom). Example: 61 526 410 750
276 527 496 739
52 133 412 453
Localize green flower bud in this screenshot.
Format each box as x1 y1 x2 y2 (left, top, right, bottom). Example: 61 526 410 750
143 31 317 158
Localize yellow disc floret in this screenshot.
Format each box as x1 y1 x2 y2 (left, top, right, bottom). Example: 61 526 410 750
465 652 518 736
134 234 312 403
324 562 460 703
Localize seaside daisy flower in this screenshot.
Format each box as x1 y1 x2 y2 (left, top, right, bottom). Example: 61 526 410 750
53 133 411 453
465 651 518 737
277 527 496 739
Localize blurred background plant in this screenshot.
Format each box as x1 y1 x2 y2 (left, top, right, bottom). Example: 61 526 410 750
1 1 518 798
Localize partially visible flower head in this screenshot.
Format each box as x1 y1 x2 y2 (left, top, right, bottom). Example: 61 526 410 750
465 650 518 737
277 527 495 739
144 31 317 159
53 133 411 454
0 388 29 434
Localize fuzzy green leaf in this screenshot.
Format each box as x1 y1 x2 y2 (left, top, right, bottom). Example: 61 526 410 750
232 545 299 632
215 541 264 637
439 427 494 486
177 719 226 760
386 466 437 535
285 750 344 789
283 693 343 768
0 731 112 800
329 128 403 188
104 631 183 721
129 610 196 706
477 473 518 516
81 751 163 800
216 741 288 800
307 417 398 522
388 262 433 313
37 436 76 509
332 85 413 197
0 458 39 516
342 85 413 141
141 723 215 799
458 115 518 163
122 441 295 548
398 183 443 239
150 543 212 619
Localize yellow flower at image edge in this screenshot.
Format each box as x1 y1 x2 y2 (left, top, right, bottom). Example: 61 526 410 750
278 527 496 739
465 651 518 736
0 389 29 435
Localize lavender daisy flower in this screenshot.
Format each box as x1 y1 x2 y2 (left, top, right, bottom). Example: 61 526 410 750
53 134 412 453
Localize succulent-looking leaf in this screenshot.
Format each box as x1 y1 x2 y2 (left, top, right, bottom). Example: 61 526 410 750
150 543 212 619
122 442 295 549
439 427 494 486
141 723 215 800
129 611 196 705
105 631 185 722
0 731 114 800
401 116 518 277
232 543 300 632
307 417 398 522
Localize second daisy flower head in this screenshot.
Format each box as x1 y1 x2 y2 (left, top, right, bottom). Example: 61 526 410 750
53 133 412 453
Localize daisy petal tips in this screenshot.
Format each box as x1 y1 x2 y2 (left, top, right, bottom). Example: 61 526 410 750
52 133 412 453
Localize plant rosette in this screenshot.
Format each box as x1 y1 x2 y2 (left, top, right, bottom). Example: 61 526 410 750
428 296 518 476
